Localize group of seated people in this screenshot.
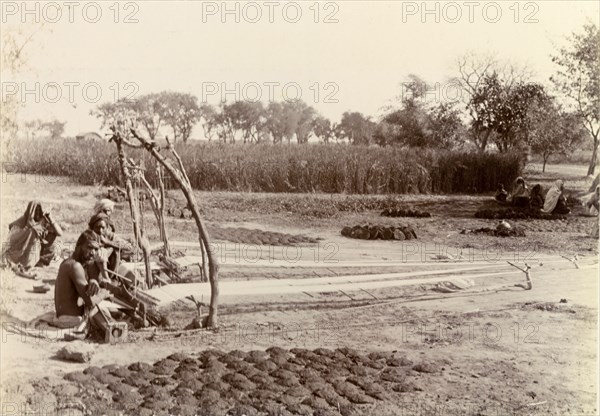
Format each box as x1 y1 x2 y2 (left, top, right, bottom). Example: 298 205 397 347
3 199 134 328
495 177 571 215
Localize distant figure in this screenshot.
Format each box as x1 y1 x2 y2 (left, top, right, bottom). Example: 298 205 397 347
2 201 62 277
529 184 545 210
582 185 600 215
495 184 508 203
510 177 530 208
542 180 570 215
584 186 600 238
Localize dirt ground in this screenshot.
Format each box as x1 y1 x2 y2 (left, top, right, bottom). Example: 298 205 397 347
0 163 598 416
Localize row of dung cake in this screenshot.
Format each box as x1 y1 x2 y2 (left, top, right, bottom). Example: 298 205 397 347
341 225 417 240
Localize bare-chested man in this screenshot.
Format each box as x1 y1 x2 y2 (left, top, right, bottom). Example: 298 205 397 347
54 230 101 319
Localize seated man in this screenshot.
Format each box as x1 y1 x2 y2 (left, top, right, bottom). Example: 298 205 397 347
54 230 102 325
2 201 63 278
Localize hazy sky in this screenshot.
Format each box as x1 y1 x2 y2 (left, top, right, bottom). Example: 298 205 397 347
2 0 599 137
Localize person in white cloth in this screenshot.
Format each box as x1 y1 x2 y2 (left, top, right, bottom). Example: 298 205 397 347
542 180 570 215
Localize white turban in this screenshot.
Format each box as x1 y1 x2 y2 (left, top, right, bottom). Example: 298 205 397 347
93 199 116 216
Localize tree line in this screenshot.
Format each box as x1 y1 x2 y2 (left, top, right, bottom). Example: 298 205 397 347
90 92 374 145
88 67 588 174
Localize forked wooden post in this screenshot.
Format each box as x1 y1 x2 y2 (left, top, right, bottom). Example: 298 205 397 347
560 255 580 269
508 261 533 290
128 128 220 328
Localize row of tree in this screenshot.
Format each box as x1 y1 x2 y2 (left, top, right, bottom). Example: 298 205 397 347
91 92 200 143
88 73 587 171
91 93 383 145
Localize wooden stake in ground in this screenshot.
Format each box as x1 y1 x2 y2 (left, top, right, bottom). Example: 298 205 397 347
157 165 171 257
140 164 171 258
508 262 533 290
137 186 154 289
127 129 220 328
560 254 580 269
109 130 152 289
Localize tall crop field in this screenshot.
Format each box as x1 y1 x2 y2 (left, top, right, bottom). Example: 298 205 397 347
5 138 522 194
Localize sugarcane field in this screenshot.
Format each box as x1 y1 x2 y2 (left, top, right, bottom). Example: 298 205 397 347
0 2 599 416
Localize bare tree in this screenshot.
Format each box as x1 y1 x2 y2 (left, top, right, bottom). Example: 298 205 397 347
455 52 533 151
456 53 532 99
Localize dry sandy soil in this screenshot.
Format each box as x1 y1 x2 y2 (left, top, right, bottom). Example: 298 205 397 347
0 163 598 416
